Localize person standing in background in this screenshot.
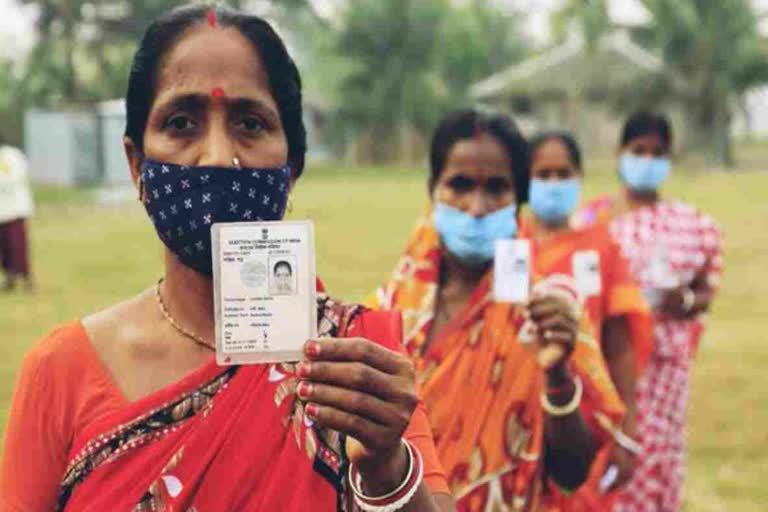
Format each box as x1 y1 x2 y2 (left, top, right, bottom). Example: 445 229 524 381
0 136 34 291
368 110 625 511
574 111 723 512
521 131 652 511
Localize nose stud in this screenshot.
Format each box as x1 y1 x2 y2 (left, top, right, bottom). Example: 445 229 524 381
232 157 241 169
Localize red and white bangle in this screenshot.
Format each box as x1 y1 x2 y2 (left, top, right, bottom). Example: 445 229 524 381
348 439 424 512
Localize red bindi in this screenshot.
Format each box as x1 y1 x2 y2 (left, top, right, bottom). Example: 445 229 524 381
211 87 225 99
207 9 217 27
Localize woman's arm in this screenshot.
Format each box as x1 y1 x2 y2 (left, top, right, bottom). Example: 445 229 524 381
601 315 638 490
528 295 597 490
541 366 596 489
1 344 71 511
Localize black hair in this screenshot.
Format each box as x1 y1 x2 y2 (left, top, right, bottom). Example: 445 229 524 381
125 3 307 176
429 109 530 203
273 260 292 275
620 111 672 152
529 131 582 171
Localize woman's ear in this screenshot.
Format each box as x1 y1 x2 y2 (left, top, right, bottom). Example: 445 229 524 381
124 136 144 199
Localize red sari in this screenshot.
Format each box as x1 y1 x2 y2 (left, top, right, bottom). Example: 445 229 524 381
7 297 447 511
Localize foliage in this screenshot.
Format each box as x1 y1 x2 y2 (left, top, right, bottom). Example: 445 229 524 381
552 0 611 48
332 0 527 162
556 0 768 166
632 0 768 166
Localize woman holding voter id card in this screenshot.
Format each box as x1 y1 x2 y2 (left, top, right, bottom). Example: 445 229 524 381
520 132 652 511
368 110 624 511
0 5 452 512
574 112 723 512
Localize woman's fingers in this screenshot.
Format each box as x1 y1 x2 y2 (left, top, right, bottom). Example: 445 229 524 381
305 403 400 453
298 360 415 403
296 337 420 460
305 337 411 376
297 381 410 427
527 296 577 322
536 312 579 333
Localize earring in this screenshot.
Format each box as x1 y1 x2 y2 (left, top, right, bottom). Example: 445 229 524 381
232 157 241 169
287 197 294 214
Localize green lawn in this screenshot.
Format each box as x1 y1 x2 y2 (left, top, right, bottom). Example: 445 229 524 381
1 164 766 510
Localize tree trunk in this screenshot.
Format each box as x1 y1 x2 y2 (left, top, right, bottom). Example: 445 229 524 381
684 94 734 169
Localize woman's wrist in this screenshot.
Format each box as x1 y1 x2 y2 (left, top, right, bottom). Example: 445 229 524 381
545 363 572 388
355 441 410 496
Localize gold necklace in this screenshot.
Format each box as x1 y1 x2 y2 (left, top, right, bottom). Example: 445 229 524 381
155 278 215 351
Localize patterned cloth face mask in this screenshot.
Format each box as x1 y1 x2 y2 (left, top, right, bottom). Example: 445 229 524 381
140 159 291 275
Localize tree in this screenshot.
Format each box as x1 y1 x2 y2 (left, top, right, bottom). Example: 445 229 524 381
18 0 246 107
439 0 527 102
557 0 768 166
332 0 528 163
633 0 768 166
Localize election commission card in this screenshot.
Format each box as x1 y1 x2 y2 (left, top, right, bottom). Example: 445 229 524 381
572 250 602 298
211 220 317 365
494 239 531 303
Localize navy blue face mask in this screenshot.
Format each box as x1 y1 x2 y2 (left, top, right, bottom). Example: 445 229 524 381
140 160 291 275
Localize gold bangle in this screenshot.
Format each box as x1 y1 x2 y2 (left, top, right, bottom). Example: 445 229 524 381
541 376 583 417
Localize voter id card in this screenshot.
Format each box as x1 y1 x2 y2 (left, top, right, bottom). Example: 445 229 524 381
572 250 602 298
494 239 531 303
212 220 317 365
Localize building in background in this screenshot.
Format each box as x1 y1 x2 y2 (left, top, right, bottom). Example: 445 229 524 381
470 29 689 155
24 100 130 186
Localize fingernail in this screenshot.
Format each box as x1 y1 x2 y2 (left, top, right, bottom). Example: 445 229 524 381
296 381 313 399
305 403 319 418
297 362 311 378
305 340 321 357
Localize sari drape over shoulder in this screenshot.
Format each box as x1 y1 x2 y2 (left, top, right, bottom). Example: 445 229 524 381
1 296 448 512
367 216 625 512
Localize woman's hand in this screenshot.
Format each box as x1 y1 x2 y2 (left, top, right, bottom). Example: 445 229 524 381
297 337 419 494
526 293 579 372
605 445 637 492
659 285 694 318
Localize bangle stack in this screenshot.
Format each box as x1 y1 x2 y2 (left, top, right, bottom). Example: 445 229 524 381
541 376 583 417
348 439 424 512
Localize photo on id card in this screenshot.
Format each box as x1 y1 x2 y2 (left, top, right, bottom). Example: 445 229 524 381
211 220 316 365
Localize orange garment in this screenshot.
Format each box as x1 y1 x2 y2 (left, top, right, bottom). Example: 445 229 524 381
520 218 653 512
1 318 448 511
368 216 625 511
520 219 653 372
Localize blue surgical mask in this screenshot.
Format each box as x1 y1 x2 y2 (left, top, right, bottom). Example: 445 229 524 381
432 202 518 267
528 178 581 225
140 160 291 275
619 153 671 192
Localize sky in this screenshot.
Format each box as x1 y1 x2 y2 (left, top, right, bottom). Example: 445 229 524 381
1 0 767 61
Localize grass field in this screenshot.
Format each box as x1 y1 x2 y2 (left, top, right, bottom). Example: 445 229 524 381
1 162 766 510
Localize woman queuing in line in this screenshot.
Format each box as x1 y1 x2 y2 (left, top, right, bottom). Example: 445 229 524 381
0 136 34 291
0 5 453 511
368 109 624 511
521 132 653 511
574 111 723 512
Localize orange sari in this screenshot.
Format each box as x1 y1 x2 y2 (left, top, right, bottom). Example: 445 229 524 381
520 218 653 511
368 216 624 511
